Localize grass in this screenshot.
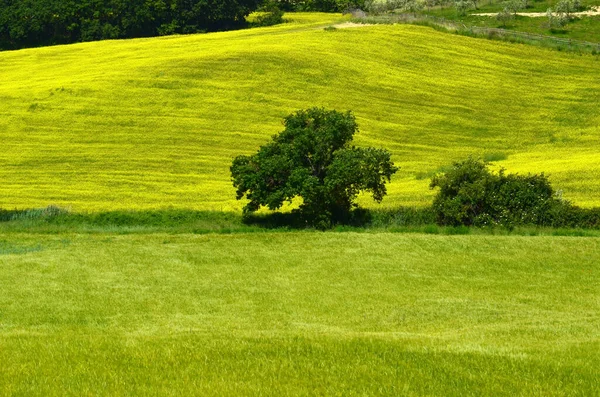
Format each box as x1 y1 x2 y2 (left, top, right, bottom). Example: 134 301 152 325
420 0 600 42
0 232 598 395
1 207 598 235
1 12 599 395
1 13 600 211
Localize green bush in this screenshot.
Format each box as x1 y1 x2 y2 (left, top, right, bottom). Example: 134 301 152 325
546 202 600 229
430 158 559 228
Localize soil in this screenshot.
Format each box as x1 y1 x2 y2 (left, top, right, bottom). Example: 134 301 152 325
333 22 376 28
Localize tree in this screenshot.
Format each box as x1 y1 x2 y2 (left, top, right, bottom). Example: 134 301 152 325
424 0 439 12
546 7 569 29
230 108 398 228
496 7 514 27
0 0 264 50
504 0 524 16
252 1 285 27
555 0 580 18
454 0 470 16
402 0 425 14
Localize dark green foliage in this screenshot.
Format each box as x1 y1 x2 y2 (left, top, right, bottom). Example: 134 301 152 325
368 206 436 227
546 202 600 229
252 1 285 26
430 158 560 228
275 0 366 12
0 0 263 50
0 204 597 233
230 108 398 228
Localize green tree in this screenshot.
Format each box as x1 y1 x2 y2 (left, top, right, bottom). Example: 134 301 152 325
504 0 524 16
555 0 579 17
546 7 569 29
496 7 514 27
0 0 263 50
230 108 398 228
454 0 470 16
402 0 425 14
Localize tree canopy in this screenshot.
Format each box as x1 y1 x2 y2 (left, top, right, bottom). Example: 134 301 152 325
0 0 263 50
230 108 398 227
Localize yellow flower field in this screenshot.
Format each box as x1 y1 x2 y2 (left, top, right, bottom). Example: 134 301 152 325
1 13 599 211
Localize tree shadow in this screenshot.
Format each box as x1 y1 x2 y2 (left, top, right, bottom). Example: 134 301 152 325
242 208 373 230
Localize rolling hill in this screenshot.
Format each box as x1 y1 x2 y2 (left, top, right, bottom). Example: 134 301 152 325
1 13 599 211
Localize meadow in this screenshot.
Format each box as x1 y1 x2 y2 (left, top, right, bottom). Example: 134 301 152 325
420 0 600 43
0 232 598 395
0 13 599 212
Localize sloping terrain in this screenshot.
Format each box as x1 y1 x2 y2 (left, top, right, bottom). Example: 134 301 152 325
1 13 599 211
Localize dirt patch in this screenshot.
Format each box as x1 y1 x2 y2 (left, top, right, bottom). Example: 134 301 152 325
473 6 600 17
333 22 376 28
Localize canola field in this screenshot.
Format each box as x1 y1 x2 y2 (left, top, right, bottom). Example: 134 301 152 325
1 13 599 211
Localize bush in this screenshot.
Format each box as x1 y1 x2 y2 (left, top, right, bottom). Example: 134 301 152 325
546 202 600 229
430 158 561 228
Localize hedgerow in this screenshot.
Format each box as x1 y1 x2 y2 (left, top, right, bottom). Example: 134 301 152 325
430 158 600 229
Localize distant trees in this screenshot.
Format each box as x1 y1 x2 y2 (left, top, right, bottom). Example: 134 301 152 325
0 0 263 50
505 0 525 15
555 0 583 17
546 7 569 28
424 0 439 11
364 0 424 14
496 7 514 26
546 0 583 29
454 0 477 16
275 0 366 12
230 108 398 228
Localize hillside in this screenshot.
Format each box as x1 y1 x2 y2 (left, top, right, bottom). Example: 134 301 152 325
1 13 599 211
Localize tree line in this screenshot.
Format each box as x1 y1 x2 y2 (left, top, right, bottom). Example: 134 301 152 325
274 0 365 11
0 0 263 50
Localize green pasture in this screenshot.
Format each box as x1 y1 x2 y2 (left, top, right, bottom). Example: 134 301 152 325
423 0 600 43
0 232 598 395
1 13 599 211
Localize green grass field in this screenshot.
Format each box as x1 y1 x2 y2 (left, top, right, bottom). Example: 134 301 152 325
422 0 600 42
1 13 599 211
0 232 598 395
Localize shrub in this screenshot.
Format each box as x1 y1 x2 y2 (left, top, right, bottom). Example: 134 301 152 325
430 158 560 228
546 202 600 229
